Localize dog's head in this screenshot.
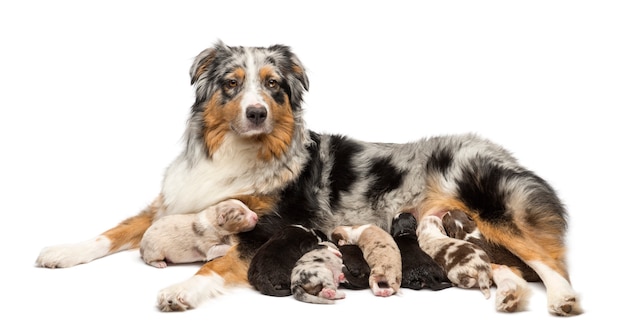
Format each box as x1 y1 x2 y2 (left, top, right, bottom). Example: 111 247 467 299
187 41 310 160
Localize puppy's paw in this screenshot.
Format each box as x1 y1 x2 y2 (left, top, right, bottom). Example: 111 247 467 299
36 237 111 268
495 278 531 312
148 260 167 268
157 274 226 312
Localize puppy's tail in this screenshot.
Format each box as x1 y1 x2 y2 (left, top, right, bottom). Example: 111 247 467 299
291 286 335 304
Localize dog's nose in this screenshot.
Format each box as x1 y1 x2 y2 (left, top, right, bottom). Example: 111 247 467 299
246 105 267 126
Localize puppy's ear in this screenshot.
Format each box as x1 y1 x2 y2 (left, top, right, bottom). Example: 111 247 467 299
190 40 225 85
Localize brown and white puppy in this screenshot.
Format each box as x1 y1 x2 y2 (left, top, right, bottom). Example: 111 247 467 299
331 224 401 297
291 241 346 304
390 213 451 291
442 210 533 311
248 225 328 297
416 214 492 298
140 199 257 268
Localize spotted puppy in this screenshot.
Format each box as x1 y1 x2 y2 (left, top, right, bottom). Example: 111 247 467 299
140 199 257 268
442 210 533 312
248 225 328 297
391 213 452 291
291 241 346 304
416 214 492 298
331 224 402 297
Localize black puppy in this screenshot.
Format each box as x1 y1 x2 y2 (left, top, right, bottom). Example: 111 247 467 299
248 225 328 296
337 244 370 290
391 213 452 291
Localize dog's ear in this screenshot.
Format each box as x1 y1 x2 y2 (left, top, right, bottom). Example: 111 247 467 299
268 44 309 111
189 40 231 108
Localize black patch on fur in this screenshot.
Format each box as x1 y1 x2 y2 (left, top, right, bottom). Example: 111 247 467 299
456 157 518 232
327 135 363 210
425 146 455 176
237 132 324 260
366 157 405 205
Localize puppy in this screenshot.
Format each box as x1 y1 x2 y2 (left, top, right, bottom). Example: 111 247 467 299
416 214 492 298
331 224 402 297
248 225 328 297
442 210 533 312
140 199 257 268
337 245 370 290
291 241 346 304
390 213 452 291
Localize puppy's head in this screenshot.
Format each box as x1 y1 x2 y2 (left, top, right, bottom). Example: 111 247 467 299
187 41 310 160
390 212 417 237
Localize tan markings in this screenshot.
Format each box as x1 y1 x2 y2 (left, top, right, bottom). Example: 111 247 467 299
192 50 217 84
103 194 162 252
231 67 246 81
420 177 569 280
257 92 294 160
291 64 304 75
259 66 275 82
195 246 250 286
203 93 242 156
232 194 277 215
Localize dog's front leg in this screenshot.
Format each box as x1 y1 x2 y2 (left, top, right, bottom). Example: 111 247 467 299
157 246 249 311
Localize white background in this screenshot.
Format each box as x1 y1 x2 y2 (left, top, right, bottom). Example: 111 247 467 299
1 0 624 332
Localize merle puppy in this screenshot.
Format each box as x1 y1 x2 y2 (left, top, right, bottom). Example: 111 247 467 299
248 224 328 296
391 213 452 291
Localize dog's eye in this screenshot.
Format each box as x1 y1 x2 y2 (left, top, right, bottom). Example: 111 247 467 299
266 79 278 89
226 79 238 88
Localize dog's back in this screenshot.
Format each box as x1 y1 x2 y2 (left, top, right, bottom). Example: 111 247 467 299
391 213 451 291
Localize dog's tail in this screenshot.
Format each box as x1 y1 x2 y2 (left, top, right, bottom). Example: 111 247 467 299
291 285 335 304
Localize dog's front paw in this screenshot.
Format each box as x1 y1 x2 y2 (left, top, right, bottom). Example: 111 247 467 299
157 274 226 312
36 238 111 268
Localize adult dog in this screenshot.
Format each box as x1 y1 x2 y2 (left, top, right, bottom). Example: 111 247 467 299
36 41 581 316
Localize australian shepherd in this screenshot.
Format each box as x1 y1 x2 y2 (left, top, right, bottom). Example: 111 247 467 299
36 41 582 316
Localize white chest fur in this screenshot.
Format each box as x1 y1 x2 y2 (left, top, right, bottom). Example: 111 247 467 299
160 135 263 216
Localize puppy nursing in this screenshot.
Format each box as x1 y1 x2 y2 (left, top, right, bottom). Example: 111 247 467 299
140 199 257 268
291 242 346 304
331 224 402 297
416 213 492 298
390 213 451 291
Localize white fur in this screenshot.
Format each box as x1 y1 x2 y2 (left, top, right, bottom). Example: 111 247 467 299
157 273 226 312
36 236 112 268
527 260 582 316
491 264 532 312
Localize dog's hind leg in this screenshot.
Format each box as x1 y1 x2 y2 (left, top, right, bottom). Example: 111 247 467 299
476 216 582 316
157 246 249 311
36 195 160 268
